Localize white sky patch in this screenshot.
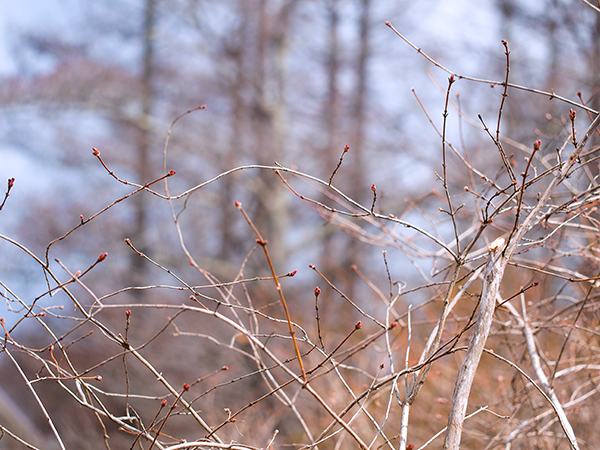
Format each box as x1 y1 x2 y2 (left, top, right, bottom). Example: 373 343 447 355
0 0 83 76
0 146 52 193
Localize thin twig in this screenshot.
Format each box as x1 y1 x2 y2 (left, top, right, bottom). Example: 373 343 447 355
385 21 598 114
0 177 15 211
235 201 307 382
329 144 350 185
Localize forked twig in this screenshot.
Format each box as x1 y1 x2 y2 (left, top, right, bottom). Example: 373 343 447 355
385 21 598 114
235 201 307 382
440 74 460 253
4 349 67 450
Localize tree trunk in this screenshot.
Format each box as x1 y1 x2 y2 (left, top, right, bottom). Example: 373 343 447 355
130 0 155 290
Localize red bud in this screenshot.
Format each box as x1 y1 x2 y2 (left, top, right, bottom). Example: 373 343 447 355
98 252 108 262
183 384 190 391
161 399 168 406
314 286 321 296
92 148 100 156
355 321 362 330
168 169 176 176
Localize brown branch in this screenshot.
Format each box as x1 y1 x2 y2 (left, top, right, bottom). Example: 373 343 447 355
235 201 307 382
0 177 15 211
329 144 350 185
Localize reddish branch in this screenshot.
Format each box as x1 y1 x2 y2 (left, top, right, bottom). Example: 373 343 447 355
0 177 15 211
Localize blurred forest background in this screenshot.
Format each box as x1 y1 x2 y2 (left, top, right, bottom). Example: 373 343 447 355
0 0 599 449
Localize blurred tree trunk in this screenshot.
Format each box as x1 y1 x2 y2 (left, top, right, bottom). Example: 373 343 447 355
251 0 295 267
350 0 370 203
270 2 294 268
251 0 275 260
344 0 371 298
320 0 341 279
130 0 156 289
220 0 249 262
590 10 600 133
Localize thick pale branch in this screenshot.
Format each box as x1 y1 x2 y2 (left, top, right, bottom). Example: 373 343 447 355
442 244 505 450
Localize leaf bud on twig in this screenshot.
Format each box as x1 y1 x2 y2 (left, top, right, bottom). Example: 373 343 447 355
488 237 505 252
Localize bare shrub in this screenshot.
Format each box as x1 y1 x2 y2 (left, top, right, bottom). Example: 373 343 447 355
2 13 600 450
